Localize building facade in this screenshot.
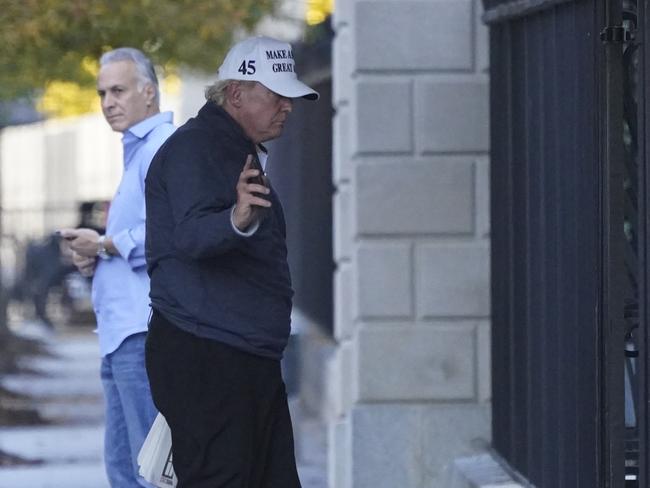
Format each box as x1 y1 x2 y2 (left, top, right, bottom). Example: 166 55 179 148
327 1 492 486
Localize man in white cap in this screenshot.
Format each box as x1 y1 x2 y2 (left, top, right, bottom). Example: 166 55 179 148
144 36 318 487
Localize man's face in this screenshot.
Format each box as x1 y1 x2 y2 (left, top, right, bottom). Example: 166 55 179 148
237 82 293 143
97 60 154 133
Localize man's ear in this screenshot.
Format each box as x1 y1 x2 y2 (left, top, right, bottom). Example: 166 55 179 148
144 83 156 107
226 82 244 108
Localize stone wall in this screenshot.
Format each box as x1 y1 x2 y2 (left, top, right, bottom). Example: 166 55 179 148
328 1 492 486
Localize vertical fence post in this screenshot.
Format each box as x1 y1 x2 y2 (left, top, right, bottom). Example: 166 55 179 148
601 0 627 486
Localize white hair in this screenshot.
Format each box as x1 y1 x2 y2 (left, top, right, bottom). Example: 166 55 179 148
205 79 257 106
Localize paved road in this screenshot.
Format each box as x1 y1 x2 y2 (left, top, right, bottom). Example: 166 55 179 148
0 322 326 488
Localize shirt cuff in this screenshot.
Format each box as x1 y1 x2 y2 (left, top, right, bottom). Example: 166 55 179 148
111 229 135 260
230 205 259 237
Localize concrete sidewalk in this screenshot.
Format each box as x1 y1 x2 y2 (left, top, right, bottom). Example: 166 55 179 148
0 321 326 488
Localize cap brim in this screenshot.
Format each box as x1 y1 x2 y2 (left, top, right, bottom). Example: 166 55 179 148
262 78 319 101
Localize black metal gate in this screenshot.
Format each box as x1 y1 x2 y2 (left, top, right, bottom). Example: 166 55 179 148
626 1 650 486
484 0 639 486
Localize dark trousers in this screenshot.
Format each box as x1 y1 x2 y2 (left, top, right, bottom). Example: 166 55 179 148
145 310 302 488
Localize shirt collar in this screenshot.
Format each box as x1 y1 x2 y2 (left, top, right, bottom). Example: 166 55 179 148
257 144 269 171
124 111 174 140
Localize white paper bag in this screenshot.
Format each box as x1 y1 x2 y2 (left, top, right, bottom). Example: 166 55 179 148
138 413 178 487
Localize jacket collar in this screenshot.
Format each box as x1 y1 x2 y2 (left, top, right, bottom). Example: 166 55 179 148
197 102 254 147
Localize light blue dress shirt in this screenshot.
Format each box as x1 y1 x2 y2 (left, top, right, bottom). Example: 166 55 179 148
92 111 175 356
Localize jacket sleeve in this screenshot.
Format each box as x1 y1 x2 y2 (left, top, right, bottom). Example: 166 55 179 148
161 133 249 259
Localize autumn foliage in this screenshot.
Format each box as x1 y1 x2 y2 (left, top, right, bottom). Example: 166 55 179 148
0 0 276 100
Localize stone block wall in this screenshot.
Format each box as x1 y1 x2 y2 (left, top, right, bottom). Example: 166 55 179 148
329 1 491 486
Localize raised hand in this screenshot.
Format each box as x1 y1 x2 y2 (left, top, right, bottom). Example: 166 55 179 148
232 154 271 232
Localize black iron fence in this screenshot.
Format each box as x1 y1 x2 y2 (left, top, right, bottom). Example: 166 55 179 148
485 0 635 486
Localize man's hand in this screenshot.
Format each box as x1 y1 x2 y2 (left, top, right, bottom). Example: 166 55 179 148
59 228 101 258
72 251 97 278
232 155 271 232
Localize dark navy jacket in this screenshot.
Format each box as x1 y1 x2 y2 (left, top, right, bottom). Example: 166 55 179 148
145 102 293 359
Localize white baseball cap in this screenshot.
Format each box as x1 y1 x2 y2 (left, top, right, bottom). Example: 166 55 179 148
217 36 319 101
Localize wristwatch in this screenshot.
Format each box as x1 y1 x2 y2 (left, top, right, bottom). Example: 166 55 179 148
97 235 111 260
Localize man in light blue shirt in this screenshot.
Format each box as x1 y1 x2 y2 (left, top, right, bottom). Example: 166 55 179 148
60 47 175 487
